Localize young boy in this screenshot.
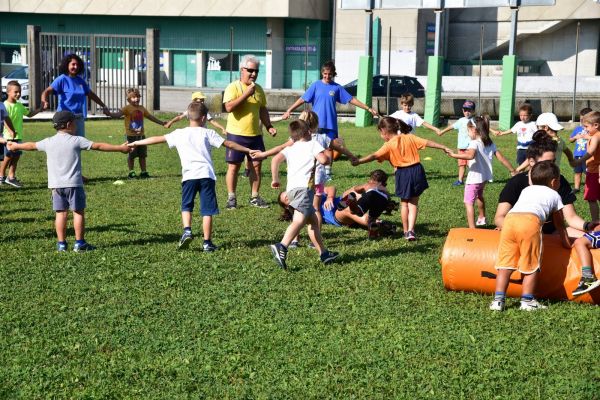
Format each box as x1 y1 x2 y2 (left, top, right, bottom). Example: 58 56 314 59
571 111 600 221
389 93 440 135
0 100 16 165
571 225 600 296
491 103 536 165
569 107 593 193
105 88 166 179
438 100 475 186
491 160 571 311
164 91 226 134
7 111 129 251
128 102 256 252
0 80 41 187
269 120 340 269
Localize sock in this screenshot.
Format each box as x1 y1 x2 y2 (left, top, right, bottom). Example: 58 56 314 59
251 192 259 198
228 192 236 200
521 293 534 302
494 291 506 302
75 239 86 246
582 266 594 279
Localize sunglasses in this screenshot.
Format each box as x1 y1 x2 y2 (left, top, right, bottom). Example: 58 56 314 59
243 67 259 74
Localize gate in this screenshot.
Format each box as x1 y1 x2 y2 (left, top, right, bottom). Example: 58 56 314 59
27 26 160 113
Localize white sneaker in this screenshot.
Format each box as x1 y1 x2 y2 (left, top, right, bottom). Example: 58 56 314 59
476 217 487 226
489 300 505 311
519 299 547 311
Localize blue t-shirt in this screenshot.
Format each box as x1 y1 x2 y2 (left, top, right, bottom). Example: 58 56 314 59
302 80 353 132
0 102 7 133
452 117 471 149
51 74 91 115
320 196 343 227
570 126 588 157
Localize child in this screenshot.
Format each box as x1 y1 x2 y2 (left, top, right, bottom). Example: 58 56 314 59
269 120 339 269
128 102 257 252
438 100 475 186
536 112 574 169
7 111 129 251
571 225 600 296
106 88 166 179
569 107 593 193
448 116 515 228
164 91 226 134
491 103 536 165
352 117 451 241
491 161 570 311
389 93 440 135
0 80 41 187
571 111 600 221
0 100 16 166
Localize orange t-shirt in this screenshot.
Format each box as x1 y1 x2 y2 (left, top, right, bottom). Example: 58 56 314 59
586 133 600 173
373 134 428 167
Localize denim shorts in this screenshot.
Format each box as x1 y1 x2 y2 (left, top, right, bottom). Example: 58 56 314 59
181 178 219 216
52 187 86 211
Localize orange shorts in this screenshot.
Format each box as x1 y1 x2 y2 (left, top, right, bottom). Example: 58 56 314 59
457 149 468 167
496 213 543 274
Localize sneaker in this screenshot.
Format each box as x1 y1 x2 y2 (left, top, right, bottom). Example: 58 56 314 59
178 231 193 250
249 196 269 208
405 230 416 241
203 241 218 252
489 300 505 311
519 299 547 311
226 197 237 210
128 171 137 179
5 177 22 188
476 217 487 226
368 222 380 240
320 250 340 264
572 277 600 296
270 243 288 269
56 242 68 252
140 171 150 179
73 242 96 252
452 180 464 186
288 240 300 249
571 188 580 194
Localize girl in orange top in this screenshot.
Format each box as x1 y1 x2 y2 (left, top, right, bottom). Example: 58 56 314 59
353 117 451 240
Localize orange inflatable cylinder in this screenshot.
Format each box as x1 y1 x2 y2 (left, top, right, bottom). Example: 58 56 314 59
440 228 599 305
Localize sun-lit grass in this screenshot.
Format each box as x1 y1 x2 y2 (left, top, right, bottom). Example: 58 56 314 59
0 116 598 398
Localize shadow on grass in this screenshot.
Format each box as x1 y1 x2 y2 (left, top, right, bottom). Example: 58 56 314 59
110 232 181 247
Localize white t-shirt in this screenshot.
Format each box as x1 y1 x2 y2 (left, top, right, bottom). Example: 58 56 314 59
165 127 225 182
511 121 537 150
281 139 326 191
509 185 564 223
389 110 423 133
466 139 496 184
311 132 331 185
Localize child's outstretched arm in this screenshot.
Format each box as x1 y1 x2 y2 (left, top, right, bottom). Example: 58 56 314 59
271 152 285 188
426 140 452 154
494 149 516 175
223 140 252 154
128 136 167 147
164 113 185 129
27 106 43 118
6 141 37 151
421 121 441 135
145 113 167 128
448 148 475 160
352 153 377 166
251 139 293 160
437 125 454 136
91 142 130 153
553 209 572 249
208 119 227 135
105 110 124 119
322 186 337 211
514 158 530 174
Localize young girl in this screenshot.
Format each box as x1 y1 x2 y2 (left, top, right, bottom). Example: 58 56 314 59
352 117 451 241
449 116 515 228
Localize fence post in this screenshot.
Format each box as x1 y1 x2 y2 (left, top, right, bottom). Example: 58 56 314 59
27 25 42 111
146 28 160 111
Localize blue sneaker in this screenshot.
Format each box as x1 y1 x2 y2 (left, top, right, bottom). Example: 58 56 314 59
452 180 464 186
203 240 218 252
57 242 68 252
73 242 96 252
179 231 193 250
320 250 340 264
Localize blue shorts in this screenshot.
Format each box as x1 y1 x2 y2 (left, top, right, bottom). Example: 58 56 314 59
573 156 586 174
52 187 86 211
74 114 85 137
318 128 338 141
225 133 265 164
584 231 600 248
181 178 219 216
516 148 528 166
4 140 22 157
394 163 429 199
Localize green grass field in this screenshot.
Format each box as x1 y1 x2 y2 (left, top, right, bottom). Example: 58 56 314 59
1 117 599 399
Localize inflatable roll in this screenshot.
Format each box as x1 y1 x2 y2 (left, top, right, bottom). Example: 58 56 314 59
440 228 599 305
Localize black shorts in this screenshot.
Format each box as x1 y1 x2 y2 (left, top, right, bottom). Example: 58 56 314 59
225 133 265 164
357 190 389 219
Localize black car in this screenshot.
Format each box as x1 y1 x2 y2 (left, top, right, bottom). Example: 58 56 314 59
343 75 425 98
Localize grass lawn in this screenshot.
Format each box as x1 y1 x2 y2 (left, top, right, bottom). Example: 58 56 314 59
1 116 598 399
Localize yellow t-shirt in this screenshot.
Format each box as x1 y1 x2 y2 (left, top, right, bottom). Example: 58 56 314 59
223 80 267 137
121 104 150 136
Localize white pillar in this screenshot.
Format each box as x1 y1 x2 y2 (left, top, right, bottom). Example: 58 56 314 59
265 50 273 89
197 51 206 87
20 46 28 65
161 50 171 85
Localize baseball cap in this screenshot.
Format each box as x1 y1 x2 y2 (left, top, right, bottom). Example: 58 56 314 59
53 111 76 128
462 100 475 110
191 91 206 100
536 112 563 131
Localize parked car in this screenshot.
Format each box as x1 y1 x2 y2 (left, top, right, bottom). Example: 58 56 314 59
343 75 425 98
1 66 29 105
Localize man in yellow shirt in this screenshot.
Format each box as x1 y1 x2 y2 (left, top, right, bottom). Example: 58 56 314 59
223 55 277 209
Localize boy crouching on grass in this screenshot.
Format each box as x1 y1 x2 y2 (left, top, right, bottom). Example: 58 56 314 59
266 120 340 269
491 161 571 311
7 111 129 252
128 102 257 252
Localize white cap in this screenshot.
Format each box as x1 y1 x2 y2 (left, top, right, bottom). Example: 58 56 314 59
536 112 563 131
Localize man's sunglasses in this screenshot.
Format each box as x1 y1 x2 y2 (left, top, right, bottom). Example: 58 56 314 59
243 67 259 74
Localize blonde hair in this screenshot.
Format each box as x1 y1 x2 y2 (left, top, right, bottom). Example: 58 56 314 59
298 110 319 132
126 88 141 99
399 93 414 107
582 111 600 126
